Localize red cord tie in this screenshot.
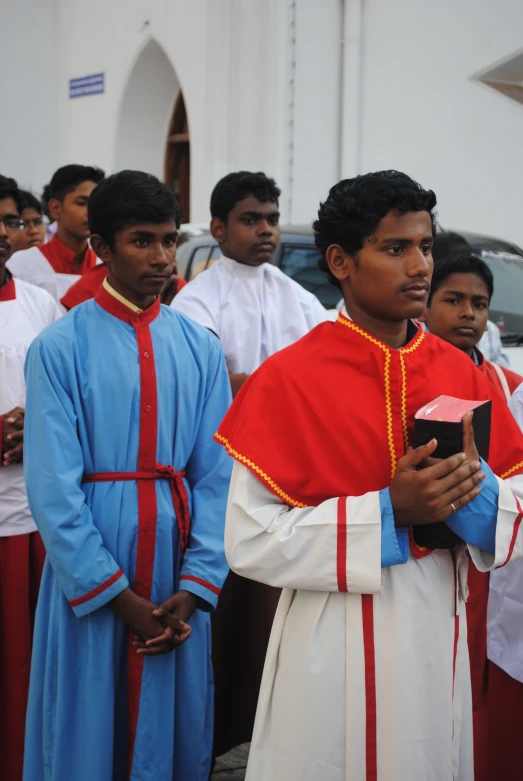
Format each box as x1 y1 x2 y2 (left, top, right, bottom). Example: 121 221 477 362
83 464 191 559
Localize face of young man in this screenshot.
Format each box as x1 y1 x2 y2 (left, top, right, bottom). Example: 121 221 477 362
422 272 490 356
211 195 281 266
329 210 434 323
15 207 46 250
91 220 178 308
49 180 98 240
0 197 21 282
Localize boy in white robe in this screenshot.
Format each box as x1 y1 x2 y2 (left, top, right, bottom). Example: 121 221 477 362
172 171 329 396
0 175 61 781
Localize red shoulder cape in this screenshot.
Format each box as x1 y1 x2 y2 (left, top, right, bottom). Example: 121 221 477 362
216 314 523 510
39 234 98 275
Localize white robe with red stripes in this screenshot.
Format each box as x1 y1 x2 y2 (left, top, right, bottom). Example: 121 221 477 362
225 462 523 781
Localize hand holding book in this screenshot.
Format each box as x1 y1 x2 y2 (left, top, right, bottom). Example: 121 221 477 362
390 425 484 530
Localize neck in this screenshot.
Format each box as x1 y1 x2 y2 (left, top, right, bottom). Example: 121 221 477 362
345 301 409 349
107 275 156 310
56 226 89 259
464 346 475 359
0 263 6 288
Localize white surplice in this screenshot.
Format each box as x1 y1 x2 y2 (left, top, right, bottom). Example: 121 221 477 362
171 255 331 373
7 246 80 303
225 461 523 781
0 278 61 536
487 383 523 684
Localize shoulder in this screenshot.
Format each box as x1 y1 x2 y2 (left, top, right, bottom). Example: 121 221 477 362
176 259 224 297
14 279 61 325
160 305 220 352
30 299 93 353
249 319 335 381
7 246 43 271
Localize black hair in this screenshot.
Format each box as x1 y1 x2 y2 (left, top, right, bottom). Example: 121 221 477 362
49 164 105 202
0 175 23 212
41 183 51 218
314 170 437 289
19 190 43 215
210 171 280 223
428 253 494 305
432 231 469 262
88 170 183 249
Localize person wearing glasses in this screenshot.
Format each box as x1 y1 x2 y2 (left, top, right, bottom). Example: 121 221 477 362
0 175 61 781
13 191 46 252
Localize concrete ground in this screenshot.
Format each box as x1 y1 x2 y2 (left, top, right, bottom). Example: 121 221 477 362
211 744 249 780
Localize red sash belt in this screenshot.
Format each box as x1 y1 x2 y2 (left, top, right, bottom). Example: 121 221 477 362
83 463 191 558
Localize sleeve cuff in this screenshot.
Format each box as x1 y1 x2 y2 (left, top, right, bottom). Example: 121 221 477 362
179 574 222 610
445 458 498 555
69 569 129 618
379 488 409 567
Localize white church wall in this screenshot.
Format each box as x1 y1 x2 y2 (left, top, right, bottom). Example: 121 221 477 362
0 0 58 194
359 0 523 248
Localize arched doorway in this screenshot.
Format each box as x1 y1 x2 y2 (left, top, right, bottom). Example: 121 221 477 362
114 40 181 183
164 92 190 223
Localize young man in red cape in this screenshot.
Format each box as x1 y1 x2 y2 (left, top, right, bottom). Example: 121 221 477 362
215 171 523 781
423 252 523 781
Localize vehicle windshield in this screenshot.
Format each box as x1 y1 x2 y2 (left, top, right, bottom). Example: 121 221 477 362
476 250 523 338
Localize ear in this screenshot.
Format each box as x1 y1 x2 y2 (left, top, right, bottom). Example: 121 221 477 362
210 216 226 244
90 234 111 265
325 243 355 284
47 198 61 223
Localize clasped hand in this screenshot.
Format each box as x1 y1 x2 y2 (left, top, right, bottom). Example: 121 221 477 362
112 588 196 656
390 412 484 527
2 406 25 466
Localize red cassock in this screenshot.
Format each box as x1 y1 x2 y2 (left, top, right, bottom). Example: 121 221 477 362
474 351 523 781
216 313 523 775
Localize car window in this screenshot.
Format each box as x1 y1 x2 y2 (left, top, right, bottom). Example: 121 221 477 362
278 245 340 309
477 250 523 335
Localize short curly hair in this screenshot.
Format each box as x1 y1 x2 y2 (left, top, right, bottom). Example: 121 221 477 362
210 171 280 224
314 171 437 289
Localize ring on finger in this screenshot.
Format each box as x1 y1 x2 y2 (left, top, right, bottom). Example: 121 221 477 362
450 502 457 513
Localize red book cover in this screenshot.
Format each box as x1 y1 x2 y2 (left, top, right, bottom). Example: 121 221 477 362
413 395 492 550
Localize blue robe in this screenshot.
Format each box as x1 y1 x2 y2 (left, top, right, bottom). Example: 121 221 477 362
23 287 232 781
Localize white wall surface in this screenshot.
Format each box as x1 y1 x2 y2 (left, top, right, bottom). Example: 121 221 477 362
359 0 523 248
2 0 522 246
0 0 58 194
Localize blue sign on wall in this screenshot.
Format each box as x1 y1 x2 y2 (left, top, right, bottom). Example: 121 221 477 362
69 73 104 99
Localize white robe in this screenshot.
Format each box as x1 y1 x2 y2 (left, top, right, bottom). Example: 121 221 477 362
225 461 523 781
7 246 80 303
0 279 61 536
171 255 331 374
486 383 523 684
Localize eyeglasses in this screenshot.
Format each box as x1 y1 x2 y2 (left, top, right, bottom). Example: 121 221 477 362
23 217 44 230
0 217 23 232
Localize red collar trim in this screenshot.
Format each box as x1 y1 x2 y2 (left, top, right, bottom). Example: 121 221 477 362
94 282 161 327
41 234 75 263
335 312 424 353
0 276 16 302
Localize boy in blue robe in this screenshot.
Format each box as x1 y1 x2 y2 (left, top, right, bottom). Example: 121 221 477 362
23 171 232 781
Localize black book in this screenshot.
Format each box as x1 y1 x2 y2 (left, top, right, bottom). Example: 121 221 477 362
412 395 492 550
